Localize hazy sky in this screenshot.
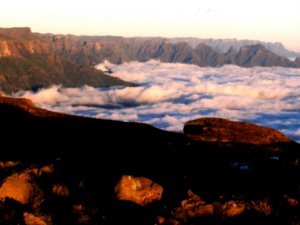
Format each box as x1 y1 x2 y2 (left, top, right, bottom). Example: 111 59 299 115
0 0 299 51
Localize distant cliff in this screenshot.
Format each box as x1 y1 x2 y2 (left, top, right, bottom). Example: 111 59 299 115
40 35 299 68
170 37 300 58
0 27 299 92
0 28 131 93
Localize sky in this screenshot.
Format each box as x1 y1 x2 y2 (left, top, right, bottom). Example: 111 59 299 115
0 0 299 51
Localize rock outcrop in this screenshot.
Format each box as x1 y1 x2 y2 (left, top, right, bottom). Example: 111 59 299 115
0 173 35 205
184 117 292 145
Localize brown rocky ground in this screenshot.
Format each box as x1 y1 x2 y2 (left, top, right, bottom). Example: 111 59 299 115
0 96 300 225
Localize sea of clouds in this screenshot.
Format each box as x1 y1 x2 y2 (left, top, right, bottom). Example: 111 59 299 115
15 60 300 142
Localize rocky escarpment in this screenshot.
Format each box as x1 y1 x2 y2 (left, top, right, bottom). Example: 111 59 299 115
0 96 300 225
0 28 131 93
170 38 300 58
0 27 300 92
45 35 299 68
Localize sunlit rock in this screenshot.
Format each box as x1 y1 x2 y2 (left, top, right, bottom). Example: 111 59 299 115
157 216 181 225
221 201 246 217
184 118 292 145
23 212 48 225
27 165 55 177
52 184 70 197
175 190 214 221
0 173 34 205
250 199 272 215
0 173 43 208
0 161 20 169
115 175 163 206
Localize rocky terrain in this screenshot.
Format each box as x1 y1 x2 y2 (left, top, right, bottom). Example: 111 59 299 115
0 27 300 92
0 95 300 225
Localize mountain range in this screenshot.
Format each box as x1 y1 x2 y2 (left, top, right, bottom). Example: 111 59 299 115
0 27 299 92
170 38 300 58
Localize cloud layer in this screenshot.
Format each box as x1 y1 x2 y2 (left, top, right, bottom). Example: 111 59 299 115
15 60 300 142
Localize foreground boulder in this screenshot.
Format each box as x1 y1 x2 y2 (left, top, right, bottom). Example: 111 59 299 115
184 118 292 145
0 173 34 205
115 175 163 206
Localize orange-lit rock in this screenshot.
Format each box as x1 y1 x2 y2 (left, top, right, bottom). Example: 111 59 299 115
0 161 19 169
115 175 163 206
0 173 43 208
157 216 181 225
250 199 272 215
184 118 292 145
175 190 213 221
23 212 48 225
181 189 206 208
0 173 34 205
29 165 55 177
284 195 299 207
222 201 246 217
73 204 85 213
52 184 70 197
40 165 54 174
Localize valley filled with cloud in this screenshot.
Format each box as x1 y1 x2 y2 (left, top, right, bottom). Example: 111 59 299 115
15 60 300 142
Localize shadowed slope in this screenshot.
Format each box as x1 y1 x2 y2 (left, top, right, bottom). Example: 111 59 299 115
0 96 300 225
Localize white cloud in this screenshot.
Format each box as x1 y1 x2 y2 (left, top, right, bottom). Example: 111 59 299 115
14 60 300 142
20 85 68 104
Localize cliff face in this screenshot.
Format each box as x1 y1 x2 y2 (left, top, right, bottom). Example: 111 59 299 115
44 35 299 68
0 96 300 225
0 28 131 93
0 28 299 69
171 37 300 58
0 27 299 93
